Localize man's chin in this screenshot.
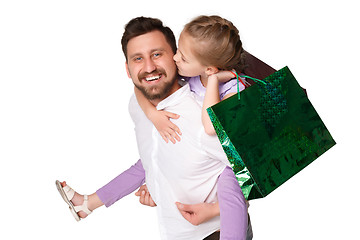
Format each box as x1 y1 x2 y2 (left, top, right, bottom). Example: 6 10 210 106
135 86 166 101
135 80 175 101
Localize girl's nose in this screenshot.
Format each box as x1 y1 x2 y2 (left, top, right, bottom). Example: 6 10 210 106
173 51 180 63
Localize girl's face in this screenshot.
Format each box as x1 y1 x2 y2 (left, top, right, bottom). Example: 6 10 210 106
173 32 207 77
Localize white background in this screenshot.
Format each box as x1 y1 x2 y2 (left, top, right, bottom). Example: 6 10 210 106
1 0 359 239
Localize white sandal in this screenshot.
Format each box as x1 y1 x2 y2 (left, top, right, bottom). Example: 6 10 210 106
55 180 92 221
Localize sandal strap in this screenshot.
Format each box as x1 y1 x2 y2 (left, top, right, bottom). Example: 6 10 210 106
62 184 75 200
74 194 92 215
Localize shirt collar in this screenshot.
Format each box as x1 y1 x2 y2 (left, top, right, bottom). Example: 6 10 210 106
156 83 190 111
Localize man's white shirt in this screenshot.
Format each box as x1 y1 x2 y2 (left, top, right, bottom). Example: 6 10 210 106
129 83 230 240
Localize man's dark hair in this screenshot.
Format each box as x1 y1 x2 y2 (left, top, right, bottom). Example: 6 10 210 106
121 17 177 61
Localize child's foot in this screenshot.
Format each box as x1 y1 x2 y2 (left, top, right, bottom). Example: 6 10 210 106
56 180 93 221
60 181 90 219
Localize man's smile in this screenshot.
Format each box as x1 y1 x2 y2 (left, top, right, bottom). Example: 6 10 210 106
144 74 162 82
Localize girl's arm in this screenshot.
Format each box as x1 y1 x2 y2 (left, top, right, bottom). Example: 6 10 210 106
202 75 220 135
202 71 235 135
134 87 182 143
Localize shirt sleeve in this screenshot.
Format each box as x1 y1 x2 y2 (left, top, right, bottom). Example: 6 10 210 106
219 78 246 100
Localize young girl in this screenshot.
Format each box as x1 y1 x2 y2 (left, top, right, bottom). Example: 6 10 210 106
135 15 250 239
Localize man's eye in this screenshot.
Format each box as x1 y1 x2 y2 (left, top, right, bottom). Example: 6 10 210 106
153 53 161 58
134 57 142 62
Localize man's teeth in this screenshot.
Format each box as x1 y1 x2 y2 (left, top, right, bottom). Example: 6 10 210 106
145 75 161 81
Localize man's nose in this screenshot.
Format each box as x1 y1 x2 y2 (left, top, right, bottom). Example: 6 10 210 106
144 58 156 73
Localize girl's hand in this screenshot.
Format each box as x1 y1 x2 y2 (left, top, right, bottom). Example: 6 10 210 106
209 70 235 83
149 110 182 144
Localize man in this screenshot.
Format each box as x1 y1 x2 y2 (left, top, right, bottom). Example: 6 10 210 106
122 16 242 239
57 16 252 239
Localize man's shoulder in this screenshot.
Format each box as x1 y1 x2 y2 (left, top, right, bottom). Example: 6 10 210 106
128 94 144 123
128 94 137 110
167 85 201 111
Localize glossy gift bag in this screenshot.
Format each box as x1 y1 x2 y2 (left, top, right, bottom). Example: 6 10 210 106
207 66 336 200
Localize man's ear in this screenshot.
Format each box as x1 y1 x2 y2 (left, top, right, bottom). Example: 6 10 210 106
125 62 131 78
205 66 219 76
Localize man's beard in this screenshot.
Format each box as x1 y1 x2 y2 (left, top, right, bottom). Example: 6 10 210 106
135 70 176 100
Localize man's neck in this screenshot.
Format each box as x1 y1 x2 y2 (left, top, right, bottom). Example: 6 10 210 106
150 81 181 106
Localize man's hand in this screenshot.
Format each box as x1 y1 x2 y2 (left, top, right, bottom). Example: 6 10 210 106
135 184 156 207
175 202 220 226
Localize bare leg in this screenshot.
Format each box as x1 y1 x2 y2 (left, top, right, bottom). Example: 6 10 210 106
60 181 104 219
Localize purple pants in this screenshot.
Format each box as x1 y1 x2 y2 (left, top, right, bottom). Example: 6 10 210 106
96 160 248 240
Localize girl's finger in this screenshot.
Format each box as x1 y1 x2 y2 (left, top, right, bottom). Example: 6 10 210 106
164 132 176 144
163 111 180 119
170 130 181 142
161 133 169 143
171 124 182 136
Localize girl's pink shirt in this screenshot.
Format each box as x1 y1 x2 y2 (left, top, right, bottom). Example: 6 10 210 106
185 76 245 101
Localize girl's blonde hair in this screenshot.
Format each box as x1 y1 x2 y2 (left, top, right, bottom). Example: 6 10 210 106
183 15 246 73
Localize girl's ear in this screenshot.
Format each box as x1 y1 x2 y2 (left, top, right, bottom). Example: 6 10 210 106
205 66 219 76
125 62 131 78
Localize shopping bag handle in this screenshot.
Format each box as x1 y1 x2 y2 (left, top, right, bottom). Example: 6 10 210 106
230 70 267 100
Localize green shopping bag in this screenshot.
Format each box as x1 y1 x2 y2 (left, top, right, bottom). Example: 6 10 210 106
207 66 336 200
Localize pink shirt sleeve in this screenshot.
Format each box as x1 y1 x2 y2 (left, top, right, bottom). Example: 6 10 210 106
186 76 245 101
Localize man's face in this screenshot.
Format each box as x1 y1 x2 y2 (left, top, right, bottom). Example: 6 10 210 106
125 30 178 101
